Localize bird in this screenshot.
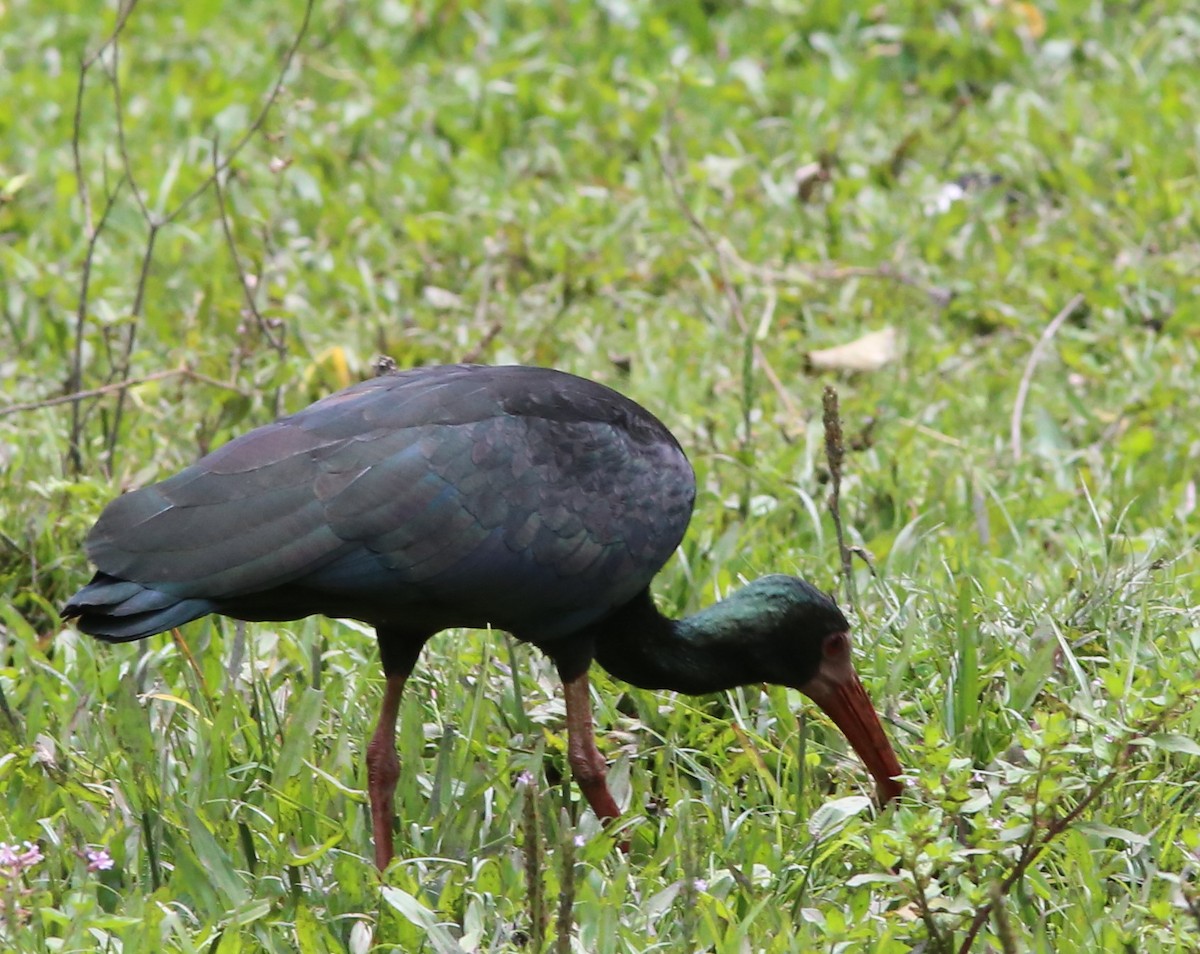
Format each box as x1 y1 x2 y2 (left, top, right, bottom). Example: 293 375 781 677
63 363 904 869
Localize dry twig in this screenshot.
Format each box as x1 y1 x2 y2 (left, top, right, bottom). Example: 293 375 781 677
1010 293 1086 463
1 368 248 419
653 141 800 422
721 245 952 308
211 137 288 357
822 386 856 608
954 696 1193 953
161 0 314 226
64 0 314 472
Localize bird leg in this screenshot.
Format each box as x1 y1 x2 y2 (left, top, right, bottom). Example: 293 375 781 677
366 672 407 870
560 668 621 823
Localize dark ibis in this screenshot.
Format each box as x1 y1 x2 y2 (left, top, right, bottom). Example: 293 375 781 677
64 364 903 868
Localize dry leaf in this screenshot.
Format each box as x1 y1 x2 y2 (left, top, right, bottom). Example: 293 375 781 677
422 285 463 310
793 161 831 202
1012 1 1046 39
808 326 898 372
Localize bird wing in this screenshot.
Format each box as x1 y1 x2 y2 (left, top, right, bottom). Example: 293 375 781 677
85 408 354 600
86 367 696 635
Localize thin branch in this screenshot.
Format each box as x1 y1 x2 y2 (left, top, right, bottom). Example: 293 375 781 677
909 860 952 954
653 140 800 422
723 247 953 308
956 765 1121 954
989 881 1018 954
212 137 287 355
67 177 127 475
65 0 312 473
2 368 248 419
101 27 162 467
163 0 315 225
97 31 165 471
1010 293 1086 463
954 697 1192 954
108 30 153 226
71 0 140 235
68 1 139 477
105 225 159 464
71 65 94 239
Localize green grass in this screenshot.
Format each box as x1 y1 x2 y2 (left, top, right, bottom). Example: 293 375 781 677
3 0 1199 950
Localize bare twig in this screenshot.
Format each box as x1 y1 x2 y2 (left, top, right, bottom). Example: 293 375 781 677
71 0 139 234
956 765 1121 953
212 137 287 356
65 0 313 473
1010 293 1086 463
108 32 152 225
67 176 126 475
989 882 1018 954
106 220 160 465
908 860 952 954
954 695 1195 953
1 368 248 419
162 0 314 225
653 141 800 422
68 0 140 474
95 21 163 468
461 320 504 365
822 386 856 608
721 246 953 308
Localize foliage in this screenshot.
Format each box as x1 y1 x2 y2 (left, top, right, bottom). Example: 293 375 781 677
2 0 1198 950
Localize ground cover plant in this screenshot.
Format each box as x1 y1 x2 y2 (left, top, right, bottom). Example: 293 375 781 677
2 0 1198 950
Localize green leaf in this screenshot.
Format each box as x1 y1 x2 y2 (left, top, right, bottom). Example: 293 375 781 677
380 887 465 954
274 688 325 782
808 796 871 839
1147 732 1200 757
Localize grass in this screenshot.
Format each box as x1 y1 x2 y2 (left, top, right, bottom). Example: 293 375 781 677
2 0 1199 950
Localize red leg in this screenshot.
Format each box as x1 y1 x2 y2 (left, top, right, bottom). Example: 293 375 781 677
366 673 407 870
560 668 622 824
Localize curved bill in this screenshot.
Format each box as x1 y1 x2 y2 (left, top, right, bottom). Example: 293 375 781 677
799 637 904 804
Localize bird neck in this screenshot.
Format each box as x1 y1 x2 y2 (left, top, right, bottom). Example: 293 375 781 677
591 588 778 694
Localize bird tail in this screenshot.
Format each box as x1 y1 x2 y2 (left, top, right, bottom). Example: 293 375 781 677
62 572 213 643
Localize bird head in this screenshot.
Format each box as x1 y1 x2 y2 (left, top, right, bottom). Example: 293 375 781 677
737 575 905 804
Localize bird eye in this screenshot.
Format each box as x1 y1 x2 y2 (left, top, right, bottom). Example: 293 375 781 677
822 632 850 660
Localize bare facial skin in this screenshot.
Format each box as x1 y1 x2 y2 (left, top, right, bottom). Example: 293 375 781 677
799 632 905 804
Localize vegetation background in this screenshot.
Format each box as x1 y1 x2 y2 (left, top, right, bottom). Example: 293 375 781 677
2 0 1198 950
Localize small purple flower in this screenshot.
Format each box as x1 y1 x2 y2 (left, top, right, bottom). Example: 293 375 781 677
0 841 43 878
85 848 114 872
573 834 586 848
692 877 708 893
517 770 536 788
